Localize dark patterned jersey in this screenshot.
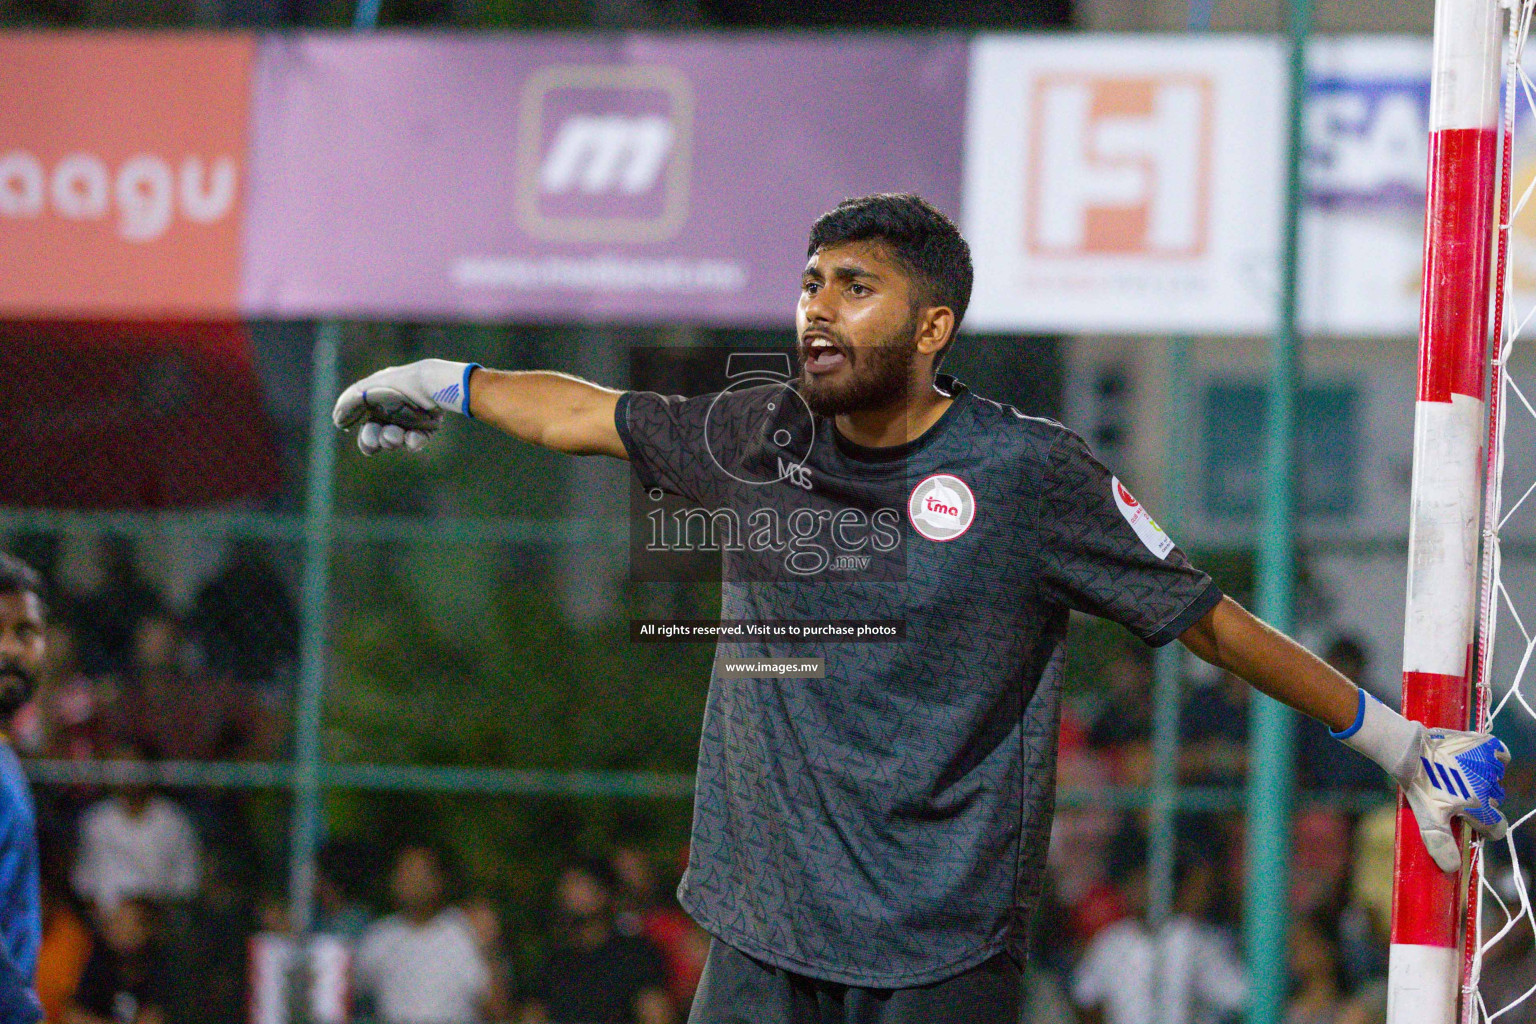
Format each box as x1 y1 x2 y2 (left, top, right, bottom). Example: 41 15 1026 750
615 373 1221 987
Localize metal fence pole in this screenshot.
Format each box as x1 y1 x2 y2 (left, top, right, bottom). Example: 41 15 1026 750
287 321 341 935
1245 0 1311 1019
1147 0 1217 941
353 0 383 29
285 0 381 947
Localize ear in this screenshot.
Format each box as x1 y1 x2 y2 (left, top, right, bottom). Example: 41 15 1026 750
915 306 955 359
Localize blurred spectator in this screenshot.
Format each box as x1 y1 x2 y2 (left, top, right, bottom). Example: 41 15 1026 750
167 845 256 1024
523 857 672 1024
35 850 92 1024
1071 830 1246 1024
1337 806 1394 1015
1048 744 1124 949
463 894 517 1018
64 897 167 1024
189 541 297 689
1085 644 1155 786
1179 672 1249 784
108 610 275 892
1295 638 1390 791
111 612 274 763
72 739 200 916
1286 912 1352 1024
13 618 111 762
610 846 707 1014
354 842 508 1024
253 894 291 937
1290 808 1351 916
1322 637 1366 688
313 838 373 945
74 541 159 679
1210 810 1249 931
1345 810 1394 982
16 618 113 828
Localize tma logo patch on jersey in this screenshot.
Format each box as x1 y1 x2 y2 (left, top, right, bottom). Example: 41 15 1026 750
908 474 976 542
1112 477 1175 559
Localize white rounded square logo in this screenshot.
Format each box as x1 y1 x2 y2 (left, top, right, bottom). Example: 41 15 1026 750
908 474 976 541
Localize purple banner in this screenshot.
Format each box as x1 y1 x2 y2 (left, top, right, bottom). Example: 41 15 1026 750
241 34 966 325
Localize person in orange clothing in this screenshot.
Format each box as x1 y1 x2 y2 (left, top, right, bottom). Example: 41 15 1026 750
34 858 91 1023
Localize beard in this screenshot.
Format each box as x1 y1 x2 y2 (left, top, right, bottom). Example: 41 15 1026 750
797 312 920 419
0 663 36 717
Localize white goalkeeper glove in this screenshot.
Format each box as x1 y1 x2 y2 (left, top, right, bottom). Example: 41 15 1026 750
332 359 480 456
1334 689 1510 873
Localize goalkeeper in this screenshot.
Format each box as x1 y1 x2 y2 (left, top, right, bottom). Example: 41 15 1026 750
334 193 1509 1024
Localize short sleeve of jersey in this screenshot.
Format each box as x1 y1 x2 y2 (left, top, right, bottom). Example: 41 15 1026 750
1036 432 1221 646
615 390 723 506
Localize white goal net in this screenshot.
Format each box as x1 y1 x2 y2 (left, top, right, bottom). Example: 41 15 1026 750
1464 2 1536 1019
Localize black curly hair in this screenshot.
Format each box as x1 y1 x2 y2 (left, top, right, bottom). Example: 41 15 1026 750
807 193 973 362
0 553 42 607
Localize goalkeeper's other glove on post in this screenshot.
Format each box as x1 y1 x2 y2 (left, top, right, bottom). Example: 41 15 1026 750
1333 689 1510 873
331 359 480 455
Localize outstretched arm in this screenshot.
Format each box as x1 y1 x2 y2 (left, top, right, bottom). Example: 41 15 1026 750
1178 596 1357 731
468 368 625 457
332 359 627 458
1178 595 1509 872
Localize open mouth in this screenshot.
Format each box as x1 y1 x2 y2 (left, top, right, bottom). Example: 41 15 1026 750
802 335 847 375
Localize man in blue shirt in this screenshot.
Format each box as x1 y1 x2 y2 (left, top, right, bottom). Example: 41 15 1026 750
0 553 45 1024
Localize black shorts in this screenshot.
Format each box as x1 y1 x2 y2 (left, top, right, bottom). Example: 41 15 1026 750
686 938 1025 1024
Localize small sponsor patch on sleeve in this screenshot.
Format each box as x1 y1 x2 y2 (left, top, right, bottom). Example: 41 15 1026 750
1111 476 1175 559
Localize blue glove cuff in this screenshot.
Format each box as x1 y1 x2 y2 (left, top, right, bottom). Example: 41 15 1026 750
1330 689 1368 739
463 363 482 420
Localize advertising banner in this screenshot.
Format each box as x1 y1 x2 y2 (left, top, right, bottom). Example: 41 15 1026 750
240 35 967 325
962 35 1511 338
962 35 1288 336
0 33 254 318
1298 38 1431 336
0 33 1500 336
